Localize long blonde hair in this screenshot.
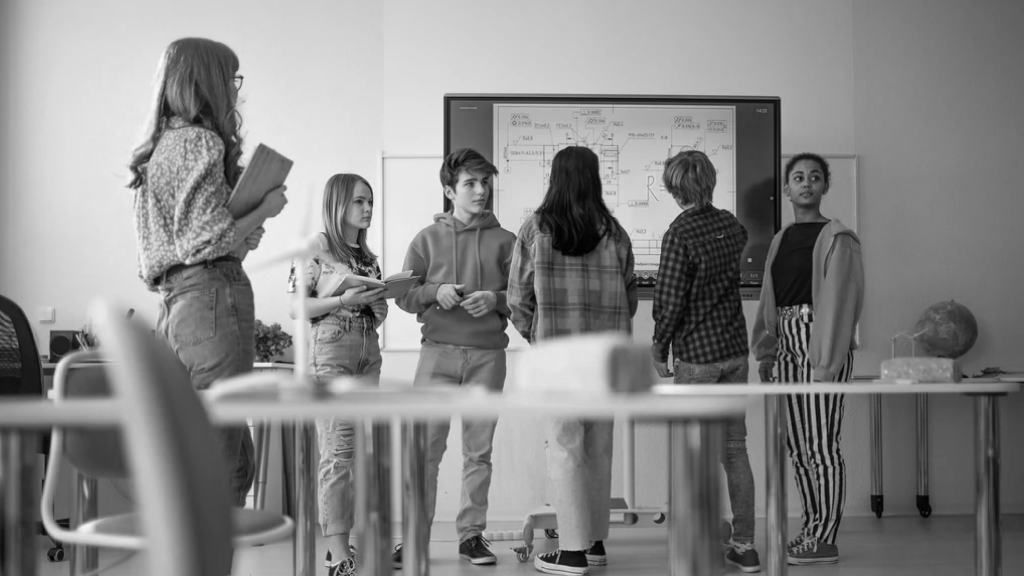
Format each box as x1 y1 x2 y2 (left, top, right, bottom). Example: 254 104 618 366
128 38 243 189
323 174 377 265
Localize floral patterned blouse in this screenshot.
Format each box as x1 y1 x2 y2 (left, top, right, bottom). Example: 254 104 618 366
286 235 381 323
133 117 237 289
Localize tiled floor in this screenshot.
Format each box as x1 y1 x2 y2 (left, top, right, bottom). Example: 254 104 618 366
33 514 1024 575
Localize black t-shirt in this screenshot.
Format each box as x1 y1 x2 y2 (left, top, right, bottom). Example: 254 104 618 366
772 222 828 307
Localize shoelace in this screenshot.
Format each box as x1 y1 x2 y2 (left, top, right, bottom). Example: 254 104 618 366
790 538 818 555
730 540 755 554
468 535 492 550
788 531 809 549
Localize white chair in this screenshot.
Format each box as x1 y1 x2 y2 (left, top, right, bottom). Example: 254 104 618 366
40 302 294 576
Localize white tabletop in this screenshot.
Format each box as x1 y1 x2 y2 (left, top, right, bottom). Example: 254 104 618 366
653 380 1020 396
205 384 749 423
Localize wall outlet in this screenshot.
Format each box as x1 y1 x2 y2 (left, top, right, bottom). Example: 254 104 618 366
37 306 55 323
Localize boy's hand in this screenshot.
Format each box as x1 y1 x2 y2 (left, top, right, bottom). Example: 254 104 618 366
758 362 775 383
341 285 385 307
460 291 496 318
437 284 466 310
654 361 673 379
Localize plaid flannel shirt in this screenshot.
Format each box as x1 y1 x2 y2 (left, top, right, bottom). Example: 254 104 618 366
652 204 749 365
508 215 638 343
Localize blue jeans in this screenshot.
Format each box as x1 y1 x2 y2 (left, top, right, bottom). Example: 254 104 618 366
310 315 382 537
673 355 755 545
156 259 256 506
413 341 506 543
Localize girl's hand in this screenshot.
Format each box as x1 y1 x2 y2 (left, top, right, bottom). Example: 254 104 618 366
340 285 385 307
369 299 388 325
259 186 288 219
460 291 496 317
244 226 265 250
758 362 775 383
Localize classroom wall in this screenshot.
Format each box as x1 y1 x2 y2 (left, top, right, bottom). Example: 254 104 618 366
2 0 1022 525
852 0 1024 515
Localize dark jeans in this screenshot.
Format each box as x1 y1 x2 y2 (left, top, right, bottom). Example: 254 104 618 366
673 355 755 545
156 259 256 506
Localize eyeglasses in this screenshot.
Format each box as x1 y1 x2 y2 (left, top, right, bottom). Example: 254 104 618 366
233 75 244 90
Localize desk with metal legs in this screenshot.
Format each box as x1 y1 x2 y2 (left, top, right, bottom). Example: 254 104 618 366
656 381 1019 576
207 381 748 576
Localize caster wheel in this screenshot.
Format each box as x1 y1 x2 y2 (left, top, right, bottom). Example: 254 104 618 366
513 544 533 563
917 495 931 518
47 547 65 562
544 529 559 539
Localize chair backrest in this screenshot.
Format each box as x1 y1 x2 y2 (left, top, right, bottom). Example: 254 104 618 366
0 294 43 397
94 301 233 576
53 350 129 479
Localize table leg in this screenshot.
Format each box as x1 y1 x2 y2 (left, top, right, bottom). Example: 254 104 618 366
253 419 271 511
917 394 931 517
70 471 98 576
293 422 317 576
1 431 37 576
870 393 883 517
356 420 393 576
975 395 1001 576
402 421 429 576
667 420 722 576
765 394 788 576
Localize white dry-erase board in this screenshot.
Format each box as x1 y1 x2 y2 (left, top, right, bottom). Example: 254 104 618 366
379 154 528 351
780 153 857 232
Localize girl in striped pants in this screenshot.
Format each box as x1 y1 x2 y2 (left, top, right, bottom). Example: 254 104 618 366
751 153 865 566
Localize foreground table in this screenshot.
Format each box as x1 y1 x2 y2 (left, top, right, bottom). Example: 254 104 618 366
206 379 748 576
657 381 1019 576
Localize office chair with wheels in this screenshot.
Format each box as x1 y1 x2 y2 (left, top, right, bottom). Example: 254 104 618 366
0 294 67 562
40 303 294 576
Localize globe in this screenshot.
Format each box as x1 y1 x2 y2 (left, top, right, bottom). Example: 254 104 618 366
914 300 978 358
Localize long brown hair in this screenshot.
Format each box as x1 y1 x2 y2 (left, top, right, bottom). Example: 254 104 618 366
535 146 621 256
128 38 243 189
323 174 377 265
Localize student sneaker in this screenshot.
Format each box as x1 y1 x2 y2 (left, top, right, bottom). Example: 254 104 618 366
788 530 809 550
787 538 839 565
459 535 497 565
325 546 357 568
327 555 357 576
725 541 761 573
584 541 607 566
534 550 589 575
391 544 402 570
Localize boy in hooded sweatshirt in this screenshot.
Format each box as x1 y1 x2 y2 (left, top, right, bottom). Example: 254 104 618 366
394 148 516 567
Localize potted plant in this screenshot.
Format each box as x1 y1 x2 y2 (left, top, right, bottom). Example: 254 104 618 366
254 319 293 363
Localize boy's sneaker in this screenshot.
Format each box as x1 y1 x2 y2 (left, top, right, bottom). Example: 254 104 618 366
787 538 839 565
327 555 357 576
584 541 607 566
391 544 402 569
534 550 589 575
459 535 497 565
725 541 761 573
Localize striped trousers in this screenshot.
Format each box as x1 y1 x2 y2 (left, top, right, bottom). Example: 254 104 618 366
775 312 854 545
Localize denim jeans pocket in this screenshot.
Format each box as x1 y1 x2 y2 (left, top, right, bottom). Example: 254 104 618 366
314 323 347 345
168 288 217 347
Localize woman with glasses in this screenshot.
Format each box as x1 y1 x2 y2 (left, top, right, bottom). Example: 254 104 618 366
127 38 287 506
